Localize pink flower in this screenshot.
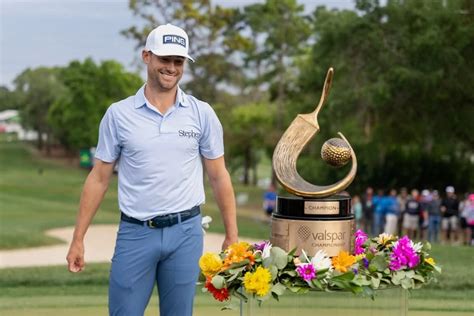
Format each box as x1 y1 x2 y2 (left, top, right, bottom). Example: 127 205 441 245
296 263 316 281
389 236 420 271
354 229 368 255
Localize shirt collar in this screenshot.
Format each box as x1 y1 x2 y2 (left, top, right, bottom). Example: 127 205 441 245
134 84 189 108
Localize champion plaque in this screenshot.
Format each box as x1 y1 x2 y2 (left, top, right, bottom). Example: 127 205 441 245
271 68 357 257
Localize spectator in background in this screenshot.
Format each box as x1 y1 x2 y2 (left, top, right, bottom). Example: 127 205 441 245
263 184 277 217
427 190 442 243
384 189 400 235
352 195 363 229
460 193 472 245
403 189 422 240
397 187 409 236
463 194 474 246
441 186 460 245
362 187 375 235
420 190 432 241
372 189 385 236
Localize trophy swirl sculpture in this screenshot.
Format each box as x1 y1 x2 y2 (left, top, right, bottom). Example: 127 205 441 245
271 68 358 257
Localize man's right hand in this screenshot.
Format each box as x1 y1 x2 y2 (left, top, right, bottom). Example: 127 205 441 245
66 240 85 273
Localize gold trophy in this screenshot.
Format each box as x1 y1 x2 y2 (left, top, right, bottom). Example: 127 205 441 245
271 68 357 257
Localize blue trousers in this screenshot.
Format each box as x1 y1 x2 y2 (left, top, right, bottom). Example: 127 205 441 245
109 214 203 316
428 215 441 243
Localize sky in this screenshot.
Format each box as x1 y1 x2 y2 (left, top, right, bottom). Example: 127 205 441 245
0 0 356 88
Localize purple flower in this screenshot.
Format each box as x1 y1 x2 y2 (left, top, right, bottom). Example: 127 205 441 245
253 241 269 252
362 258 369 268
389 236 420 271
353 268 359 275
296 263 316 281
354 229 368 255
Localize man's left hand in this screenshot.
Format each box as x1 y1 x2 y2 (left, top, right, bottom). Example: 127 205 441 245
221 235 238 250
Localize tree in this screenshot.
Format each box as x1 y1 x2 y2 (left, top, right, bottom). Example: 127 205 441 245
295 0 474 191
241 0 311 129
122 0 248 104
14 67 66 152
0 86 21 111
216 102 275 185
48 59 142 151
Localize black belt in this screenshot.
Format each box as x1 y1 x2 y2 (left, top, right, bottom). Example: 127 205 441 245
121 206 200 228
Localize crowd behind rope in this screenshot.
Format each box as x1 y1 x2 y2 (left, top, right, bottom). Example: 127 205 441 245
351 186 474 246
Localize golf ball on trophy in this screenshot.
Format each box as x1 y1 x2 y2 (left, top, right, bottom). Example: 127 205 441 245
321 138 351 167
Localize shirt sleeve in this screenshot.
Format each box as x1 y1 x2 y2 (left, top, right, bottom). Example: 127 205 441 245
199 105 224 159
95 106 121 163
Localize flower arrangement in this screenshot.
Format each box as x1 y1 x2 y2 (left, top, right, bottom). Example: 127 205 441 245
199 230 441 309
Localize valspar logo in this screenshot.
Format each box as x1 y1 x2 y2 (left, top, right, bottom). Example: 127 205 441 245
297 225 346 243
163 35 186 48
179 129 201 139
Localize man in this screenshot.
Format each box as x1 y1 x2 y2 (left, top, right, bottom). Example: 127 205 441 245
66 23 238 316
403 189 422 240
263 184 277 216
441 186 459 245
361 186 374 235
383 189 400 235
427 190 442 243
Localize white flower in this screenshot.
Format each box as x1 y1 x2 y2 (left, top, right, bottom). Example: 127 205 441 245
410 240 423 253
261 242 272 259
310 249 333 272
201 215 212 233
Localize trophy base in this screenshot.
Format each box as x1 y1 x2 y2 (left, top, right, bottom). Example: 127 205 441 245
271 196 354 257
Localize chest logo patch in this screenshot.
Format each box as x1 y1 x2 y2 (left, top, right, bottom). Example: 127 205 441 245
179 129 201 139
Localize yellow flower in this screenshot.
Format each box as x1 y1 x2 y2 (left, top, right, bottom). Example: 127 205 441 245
425 257 436 266
375 233 395 246
243 266 272 297
199 252 223 277
223 242 254 267
332 251 356 273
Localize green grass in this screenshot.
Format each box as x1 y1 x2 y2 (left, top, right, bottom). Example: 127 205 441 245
0 141 269 249
1 140 473 315
0 244 473 314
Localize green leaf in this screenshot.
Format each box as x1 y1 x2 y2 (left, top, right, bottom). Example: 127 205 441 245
211 275 225 290
412 274 425 282
401 278 414 289
268 265 278 282
312 278 323 290
281 270 297 277
332 271 355 281
270 247 289 270
371 277 381 289
405 270 415 278
228 259 250 269
271 283 286 296
221 300 240 311
228 266 246 275
232 289 248 302
371 255 388 271
227 271 241 283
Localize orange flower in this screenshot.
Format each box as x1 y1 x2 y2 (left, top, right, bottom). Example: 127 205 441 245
332 251 356 273
223 242 255 267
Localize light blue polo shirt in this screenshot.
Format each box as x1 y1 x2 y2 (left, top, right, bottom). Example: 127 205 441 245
95 85 224 220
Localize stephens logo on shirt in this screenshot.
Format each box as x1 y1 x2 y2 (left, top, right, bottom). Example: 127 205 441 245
179 129 201 139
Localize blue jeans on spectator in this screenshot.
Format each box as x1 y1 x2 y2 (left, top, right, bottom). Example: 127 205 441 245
373 212 385 236
428 215 441 243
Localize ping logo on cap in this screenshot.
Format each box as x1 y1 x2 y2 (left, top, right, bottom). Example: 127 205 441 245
163 35 186 48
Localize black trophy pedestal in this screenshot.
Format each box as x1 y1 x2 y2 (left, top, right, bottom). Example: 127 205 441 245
271 195 355 257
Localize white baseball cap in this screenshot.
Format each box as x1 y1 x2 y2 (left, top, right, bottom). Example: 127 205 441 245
445 186 455 193
145 23 194 62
